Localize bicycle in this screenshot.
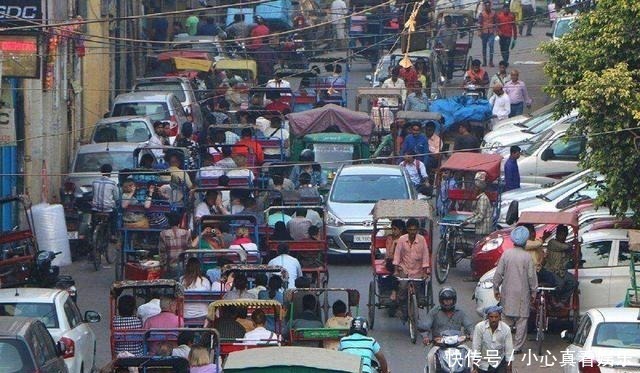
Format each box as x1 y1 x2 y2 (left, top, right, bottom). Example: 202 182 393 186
435 222 466 284
397 277 430 344
535 286 556 356
89 212 113 271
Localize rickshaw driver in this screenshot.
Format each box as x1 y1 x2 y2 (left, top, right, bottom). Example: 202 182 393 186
339 317 390 373
420 288 474 373
91 163 119 241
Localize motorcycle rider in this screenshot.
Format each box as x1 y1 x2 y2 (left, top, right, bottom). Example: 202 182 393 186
420 288 474 372
339 317 390 373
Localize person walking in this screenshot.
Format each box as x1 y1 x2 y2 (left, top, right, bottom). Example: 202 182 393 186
504 145 521 191
226 14 250 40
488 84 511 125
503 69 532 117
492 226 538 354
472 306 514 373
495 3 517 64
437 15 458 81
488 61 509 98
248 16 270 50
478 0 497 67
330 0 348 49
519 0 535 36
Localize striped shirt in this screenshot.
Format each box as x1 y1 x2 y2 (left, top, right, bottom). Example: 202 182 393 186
91 176 118 212
339 334 381 373
112 316 144 356
467 193 494 235
158 227 191 270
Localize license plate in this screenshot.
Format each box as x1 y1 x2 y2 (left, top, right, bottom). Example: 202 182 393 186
67 231 78 239
353 235 370 243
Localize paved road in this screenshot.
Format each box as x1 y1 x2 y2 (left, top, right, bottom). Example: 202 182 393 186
61 23 565 371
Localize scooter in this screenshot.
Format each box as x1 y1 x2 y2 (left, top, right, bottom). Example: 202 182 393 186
425 330 471 373
32 251 77 302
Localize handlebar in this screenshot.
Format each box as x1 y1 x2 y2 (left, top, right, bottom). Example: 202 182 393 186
396 277 428 282
537 287 556 292
437 222 464 227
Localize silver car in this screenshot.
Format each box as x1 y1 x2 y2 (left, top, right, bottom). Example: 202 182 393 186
326 164 416 255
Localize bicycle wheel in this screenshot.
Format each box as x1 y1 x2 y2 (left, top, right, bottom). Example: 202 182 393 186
408 292 419 344
535 304 545 356
435 240 450 284
91 225 103 271
102 228 113 264
425 280 434 311
368 280 376 330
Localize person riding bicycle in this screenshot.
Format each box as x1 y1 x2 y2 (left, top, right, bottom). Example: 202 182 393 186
91 163 119 241
420 288 474 373
338 317 390 373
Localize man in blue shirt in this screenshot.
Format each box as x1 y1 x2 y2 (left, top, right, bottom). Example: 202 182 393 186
504 145 521 191
404 81 430 112
401 122 430 166
339 317 389 373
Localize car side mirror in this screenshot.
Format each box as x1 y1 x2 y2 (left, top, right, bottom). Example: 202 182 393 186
560 330 574 342
540 148 555 161
84 310 101 323
365 74 372 82
546 32 554 37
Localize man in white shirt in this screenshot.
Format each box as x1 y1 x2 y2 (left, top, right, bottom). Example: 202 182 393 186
137 298 161 323
488 83 511 127
399 151 428 188
381 66 406 106
268 243 303 289
266 72 291 89
263 117 290 157
243 309 280 345
330 0 348 48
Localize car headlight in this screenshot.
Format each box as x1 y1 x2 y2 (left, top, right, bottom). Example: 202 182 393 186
479 280 494 289
326 211 345 227
481 237 504 252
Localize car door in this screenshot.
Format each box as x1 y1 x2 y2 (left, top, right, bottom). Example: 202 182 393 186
535 135 585 184
30 323 67 373
564 315 593 373
62 298 95 371
577 240 614 311
611 239 633 305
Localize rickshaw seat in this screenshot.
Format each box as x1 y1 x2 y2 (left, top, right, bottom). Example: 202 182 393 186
447 189 498 203
294 95 316 104
220 343 263 355
374 259 392 276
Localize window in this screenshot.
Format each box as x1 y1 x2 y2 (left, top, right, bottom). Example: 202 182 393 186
93 121 151 143
616 241 637 267
546 137 585 161
593 322 640 349
26 325 57 367
135 82 186 102
330 174 409 203
580 241 612 268
574 316 592 347
521 127 554 156
113 102 169 121
74 151 134 173
0 340 33 373
0 303 58 328
63 299 82 329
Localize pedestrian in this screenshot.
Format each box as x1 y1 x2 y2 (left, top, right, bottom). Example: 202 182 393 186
495 3 517 64
184 9 200 36
472 306 514 373
330 0 348 49
404 81 429 112
488 61 509 98
503 69 532 117
453 122 480 153
226 13 250 39
488 83 511 125
492 226 538 354
519 0 535 36
503 145 520 191
437 15 457 81
248 15 270 50
477 0 497 67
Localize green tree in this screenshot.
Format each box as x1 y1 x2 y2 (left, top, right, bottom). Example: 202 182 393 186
540 0 640 222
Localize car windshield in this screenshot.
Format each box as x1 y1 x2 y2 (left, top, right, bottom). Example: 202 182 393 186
313 144 354 167
0 303 58 328
93 121 151 143
113 102 169 122
330 174 409 203
521 127 555 156
593 322 640 349
523 112 556 133
0 339 33 373
74 151 134 173
554 18 575 39
135 82 186 102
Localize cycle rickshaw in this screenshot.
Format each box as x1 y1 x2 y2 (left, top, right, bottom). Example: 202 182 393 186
368 199 435 344
434 9 476 78
435 152 503 284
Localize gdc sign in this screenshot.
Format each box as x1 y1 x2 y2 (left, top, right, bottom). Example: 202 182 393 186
0 0 42 26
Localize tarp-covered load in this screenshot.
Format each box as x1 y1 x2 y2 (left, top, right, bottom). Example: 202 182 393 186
430 96 492 132
286 104 374 141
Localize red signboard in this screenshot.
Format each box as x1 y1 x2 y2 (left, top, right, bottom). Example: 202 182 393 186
0 34 40 78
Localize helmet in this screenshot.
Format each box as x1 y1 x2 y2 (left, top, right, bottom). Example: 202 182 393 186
439 287 457 311
299 149 314 162
254 15 265 24
349 316 369 336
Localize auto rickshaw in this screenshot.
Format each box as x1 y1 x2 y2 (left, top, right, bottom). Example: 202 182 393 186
368 199 434 344
109 279 184 359
223 346 364 372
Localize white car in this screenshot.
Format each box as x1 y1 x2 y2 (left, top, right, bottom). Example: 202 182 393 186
0 288 101 373
562 308 640 372
474 229 632 317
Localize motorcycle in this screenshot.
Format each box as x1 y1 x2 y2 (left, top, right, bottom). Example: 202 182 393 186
61 183 93 259
33 251 78 301
426 330 471 373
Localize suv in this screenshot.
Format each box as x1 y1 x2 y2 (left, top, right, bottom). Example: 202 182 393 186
132 77 204 130
326 164 416 255
0 317 69 373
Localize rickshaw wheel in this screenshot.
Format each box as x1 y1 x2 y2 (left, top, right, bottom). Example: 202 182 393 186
435 241 450 284
425 280 434 311
535 308 544 356
368 280 376 330
408 293 419 344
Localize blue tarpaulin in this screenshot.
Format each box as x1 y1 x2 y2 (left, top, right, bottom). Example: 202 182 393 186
430 96 492 132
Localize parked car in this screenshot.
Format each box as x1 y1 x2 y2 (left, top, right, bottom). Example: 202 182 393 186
562 307 640 372
471 203 633 280
110 92 187 143
474 229 632 316
489 102 555 133
0 316 70 373
0 288 101 373
90 116 159 145
326 164 416 255
132 76 204 130
547 15 577 41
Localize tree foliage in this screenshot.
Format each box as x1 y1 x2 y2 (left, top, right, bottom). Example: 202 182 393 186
540 0 640 222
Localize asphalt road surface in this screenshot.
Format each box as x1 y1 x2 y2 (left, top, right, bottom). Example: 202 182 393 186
61 23 565 372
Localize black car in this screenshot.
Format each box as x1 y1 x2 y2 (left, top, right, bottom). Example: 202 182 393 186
0 317 69 373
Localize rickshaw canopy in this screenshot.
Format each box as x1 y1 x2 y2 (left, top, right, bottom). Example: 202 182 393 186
286 104 374 141
214 59 257 79
110 279 184 297
371 200 433 221
221 264 284 276
223 346 363 372
173 57 213 72
517 211 579 228
395 111 443 122
355 87 404 99
440 153 503 182
207 299 284 321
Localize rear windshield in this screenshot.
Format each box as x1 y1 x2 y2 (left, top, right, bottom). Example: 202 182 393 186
0 339 34 373
112 102 169 122
0 303 59 328
330 174 409 203
93 121 151 143
74 151 134 173
593 322 640 349
313 144 354 167
135 82 186 102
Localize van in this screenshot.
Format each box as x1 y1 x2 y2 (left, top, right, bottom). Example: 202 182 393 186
132 76 204 130
111 92 187 143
